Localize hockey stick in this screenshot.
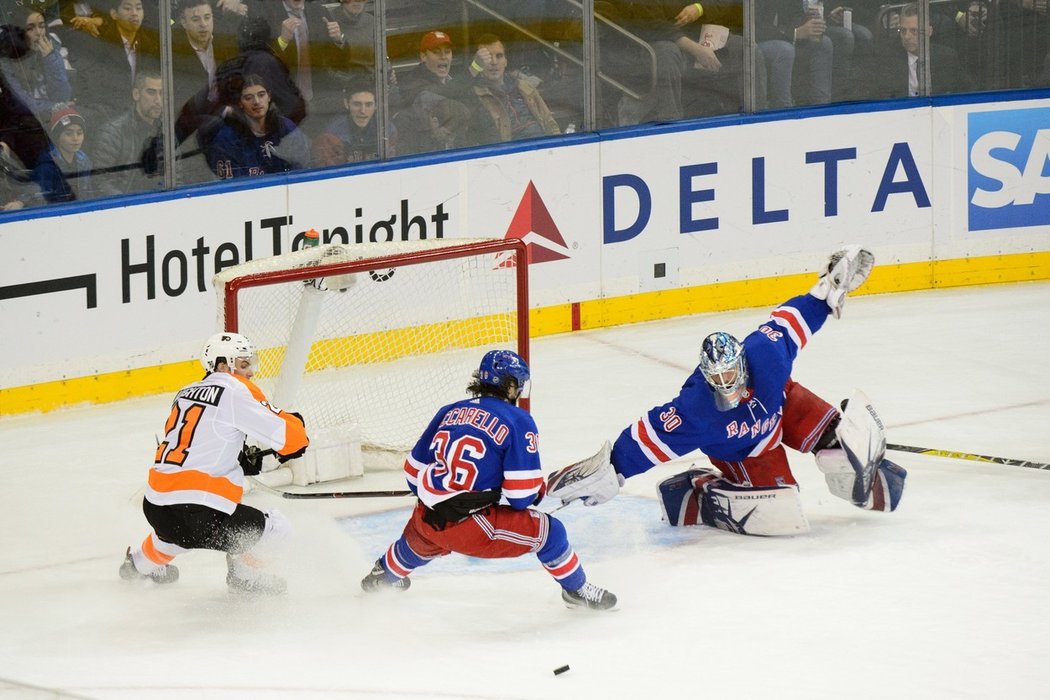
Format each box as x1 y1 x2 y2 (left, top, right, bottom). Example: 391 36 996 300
243 447 415 498
277 489 413 499
886 443 1050 471
248 473 413 499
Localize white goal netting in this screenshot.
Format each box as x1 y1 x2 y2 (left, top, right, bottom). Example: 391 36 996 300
213 238 528 465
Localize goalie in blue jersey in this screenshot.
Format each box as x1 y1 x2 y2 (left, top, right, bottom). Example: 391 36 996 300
361 350 617 610
548 246 907 536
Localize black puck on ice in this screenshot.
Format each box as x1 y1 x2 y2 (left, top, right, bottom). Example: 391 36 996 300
553 665 570 676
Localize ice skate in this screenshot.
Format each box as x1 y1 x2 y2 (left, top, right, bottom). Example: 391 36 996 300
226 553 287 594
118 547 179 584
561 582 617 611
360 559 411 593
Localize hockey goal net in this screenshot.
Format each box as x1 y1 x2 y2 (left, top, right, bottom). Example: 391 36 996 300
213 237 529 475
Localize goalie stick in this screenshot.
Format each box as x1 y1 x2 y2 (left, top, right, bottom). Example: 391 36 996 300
886 443 1050 471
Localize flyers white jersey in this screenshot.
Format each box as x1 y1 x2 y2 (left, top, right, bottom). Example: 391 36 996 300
145 371 309 513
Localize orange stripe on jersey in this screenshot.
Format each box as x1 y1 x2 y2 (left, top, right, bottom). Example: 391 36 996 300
278 411 309 457
230 372 268 402
141 534 174 565
228 373 309 457
148 468 244 503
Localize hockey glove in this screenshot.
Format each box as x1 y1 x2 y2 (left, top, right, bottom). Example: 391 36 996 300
238 444 266 476
547 441 623 506
275 412 307 463
809 245 875 319
277 445 307 464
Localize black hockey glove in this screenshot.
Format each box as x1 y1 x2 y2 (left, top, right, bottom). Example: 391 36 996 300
424 490 501 530
277 444 307 463
238 445 266 475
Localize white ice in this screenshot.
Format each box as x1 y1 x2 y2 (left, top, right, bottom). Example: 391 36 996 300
2 282 1049 700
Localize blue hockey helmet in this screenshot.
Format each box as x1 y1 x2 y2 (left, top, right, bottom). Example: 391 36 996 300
698 332 748 409
477 349 531 399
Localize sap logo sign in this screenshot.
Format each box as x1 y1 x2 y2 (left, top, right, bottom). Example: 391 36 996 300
968 107 1050 231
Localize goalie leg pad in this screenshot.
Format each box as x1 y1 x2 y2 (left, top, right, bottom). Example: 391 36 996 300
700 481 810 536
866 459 907 512
657 469 722 526
816 451 907 512
834 390 887 505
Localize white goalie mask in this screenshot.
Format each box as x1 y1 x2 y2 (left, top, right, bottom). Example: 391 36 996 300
200 332 258 375
698 332 749 410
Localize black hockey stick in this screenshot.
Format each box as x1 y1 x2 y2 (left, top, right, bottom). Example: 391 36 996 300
278 489 413 499
246 448 414 498
886 443 1050 471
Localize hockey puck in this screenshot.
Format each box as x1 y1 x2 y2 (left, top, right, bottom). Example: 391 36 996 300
553 665 570 676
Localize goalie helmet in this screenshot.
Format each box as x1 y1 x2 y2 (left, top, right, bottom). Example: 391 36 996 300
200 332 258 374
698 332 748 409
477 349 531 399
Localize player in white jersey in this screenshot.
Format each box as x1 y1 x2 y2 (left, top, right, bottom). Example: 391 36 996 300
119 332 309 593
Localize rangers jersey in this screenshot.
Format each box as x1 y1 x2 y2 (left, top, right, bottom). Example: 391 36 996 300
612 292 832 478
146 371 308 513
404 396 544 511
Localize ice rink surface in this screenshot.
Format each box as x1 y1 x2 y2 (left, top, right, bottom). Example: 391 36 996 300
2 281 1049 699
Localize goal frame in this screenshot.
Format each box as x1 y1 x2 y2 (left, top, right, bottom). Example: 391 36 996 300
221 237 531 409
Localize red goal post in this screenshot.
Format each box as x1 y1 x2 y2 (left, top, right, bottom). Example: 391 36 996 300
213 237 529 473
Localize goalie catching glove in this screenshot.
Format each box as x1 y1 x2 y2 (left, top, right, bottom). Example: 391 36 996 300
546 441 624 507
809 245 875 319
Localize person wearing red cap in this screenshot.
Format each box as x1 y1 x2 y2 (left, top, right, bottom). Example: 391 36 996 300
34 105 95 202
389 29 477 154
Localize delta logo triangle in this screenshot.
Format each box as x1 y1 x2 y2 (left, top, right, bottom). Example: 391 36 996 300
498 181 571 267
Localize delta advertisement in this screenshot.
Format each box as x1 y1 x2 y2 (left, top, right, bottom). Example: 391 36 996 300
1 97 1047 407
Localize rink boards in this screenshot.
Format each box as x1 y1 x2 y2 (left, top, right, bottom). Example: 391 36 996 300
1 94 1048 413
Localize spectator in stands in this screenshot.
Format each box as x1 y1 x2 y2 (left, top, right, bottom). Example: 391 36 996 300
254 0 344 135
207 73 309 179
36 104 94 201
469 33 560 144
391 30 476 153
0 21 65 205
0 6 73 121
210 0 248 35
675 1 768 116
312 77 394 165
76 0 158 123
325 0 375 73
0 142 34 210
755 0 834 107
860 3 969 98
59 0 106 39
217 16 306 124
824 4 874 100
997 0 1050 88
172 0 238 112
91 67 163 196
598 1 758 125
177 16 306 151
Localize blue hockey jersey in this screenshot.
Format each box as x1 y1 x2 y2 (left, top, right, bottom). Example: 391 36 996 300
612 293 831 478
403 396 544 510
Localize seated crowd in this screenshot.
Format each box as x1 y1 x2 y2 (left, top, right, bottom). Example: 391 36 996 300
0 0 1047 208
